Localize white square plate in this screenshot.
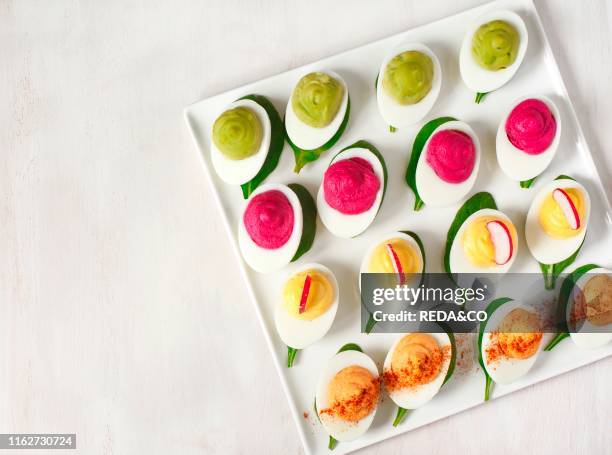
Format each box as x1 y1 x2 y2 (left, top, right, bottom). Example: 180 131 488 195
185 0 612 453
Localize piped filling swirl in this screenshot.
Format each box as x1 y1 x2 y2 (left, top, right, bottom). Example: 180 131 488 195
471 20 520 71
505 99 556 155
243 190 294 249
292 72 344 128
212 106 263 160
323 157 380 215
426 129 476 184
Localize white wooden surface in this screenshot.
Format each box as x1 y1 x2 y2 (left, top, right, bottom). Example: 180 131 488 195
1 1 611 454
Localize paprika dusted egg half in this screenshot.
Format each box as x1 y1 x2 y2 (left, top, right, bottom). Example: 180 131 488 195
525 177 590 265
567 267 612 349
383 328 456 426
238 183 316 273
478 298 543 401
316 344 380 446
274 263 339 367
317 141 387 238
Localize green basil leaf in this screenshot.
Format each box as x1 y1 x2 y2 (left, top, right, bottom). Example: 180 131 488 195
392 407 409 427
286 97 351 173
337 343 363 354
239 94 285 199
475 92 489 103
540 239 585 290
364 310 376 334
444 192 497 278
405 116 456 211
288 183 317 262
328 436 338 450
520 177 536 188
438 322 456 386
544 332 570 351
287 346 298 368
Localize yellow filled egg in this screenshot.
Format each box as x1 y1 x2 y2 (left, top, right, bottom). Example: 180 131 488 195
539 188 585 239
462 216 517 268
368 238 422 275
282 269 334 320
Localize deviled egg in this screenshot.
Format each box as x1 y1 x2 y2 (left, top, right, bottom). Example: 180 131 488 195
315 343 380 449
360 231 425 284
444 192 518 277
383 327 456 426
285 71 350 173
359 231 425 333
210 94 284 198
497 96 561 187
478 297 543 401
238 183 316 273
459 11 528 103
525 176 591 289
317 140 387 238
546 264 612 350
568 268 612 348
407 118 481 210
275 263 339 367
376 43 442 131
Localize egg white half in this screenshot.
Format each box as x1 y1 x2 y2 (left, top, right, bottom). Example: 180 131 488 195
567 267 612 349
238 183 303 273
450 208 518 274
383 331 452 409
210 98 272 185
481 301 542 384
274 263 339 350
317 147 385 238
285 70 349 151
376 42 442 129
496 96 561 181
315 350 379 442
525 178 590 265
459 10 528 93
415 120 481 208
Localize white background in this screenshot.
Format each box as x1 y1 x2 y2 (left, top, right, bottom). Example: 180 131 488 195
1 1 611 454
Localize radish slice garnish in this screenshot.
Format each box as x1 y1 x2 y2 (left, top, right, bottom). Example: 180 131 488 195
298 274 312 314
486 220 514 265
386 243 405 285
553 188 580 230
